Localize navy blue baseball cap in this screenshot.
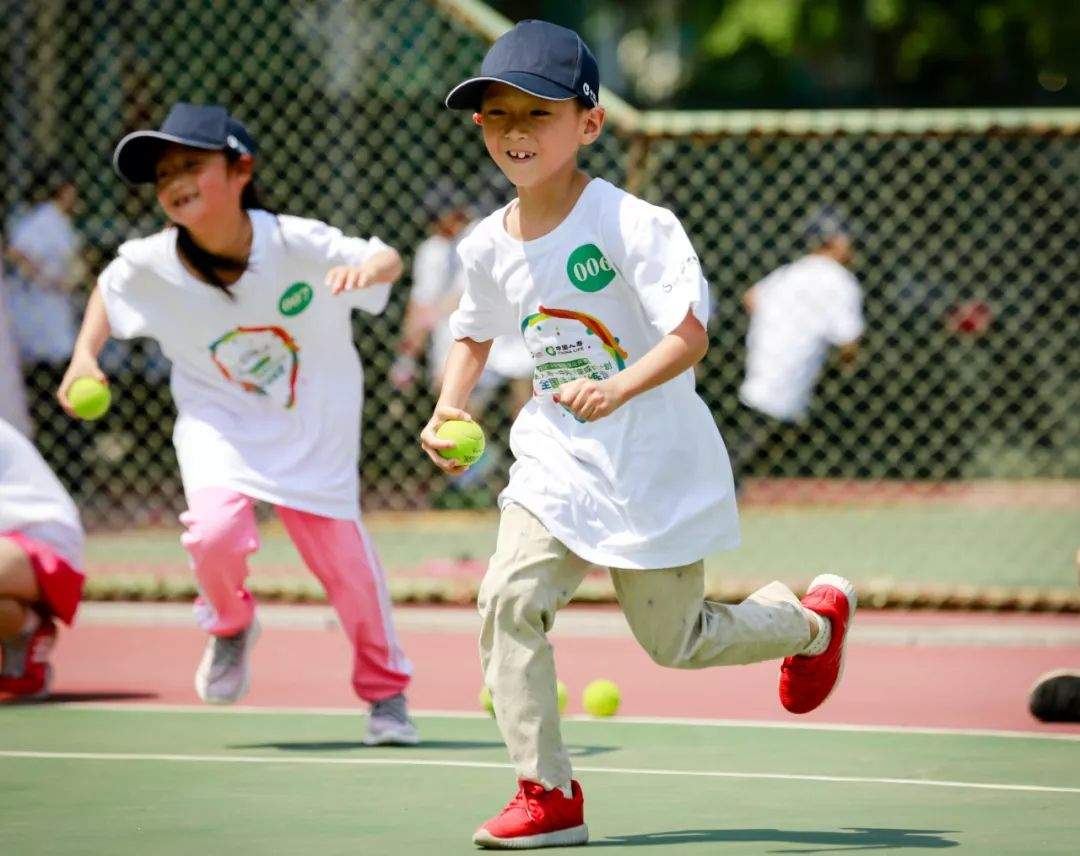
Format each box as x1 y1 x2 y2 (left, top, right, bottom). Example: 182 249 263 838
445 20 599 111
112 103 256 185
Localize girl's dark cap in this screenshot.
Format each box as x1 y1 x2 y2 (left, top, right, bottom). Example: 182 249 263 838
445 20 599 112
113 103 257 185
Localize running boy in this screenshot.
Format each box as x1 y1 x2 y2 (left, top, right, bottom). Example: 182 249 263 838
0 418 85 699
59 103 416 745
421 21 857 848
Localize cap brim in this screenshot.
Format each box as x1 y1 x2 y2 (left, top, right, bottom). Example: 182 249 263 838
445 72 578 111
112 130 223 185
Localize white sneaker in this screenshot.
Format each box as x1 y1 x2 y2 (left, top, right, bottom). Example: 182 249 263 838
363 693 420 746
194 617 261 704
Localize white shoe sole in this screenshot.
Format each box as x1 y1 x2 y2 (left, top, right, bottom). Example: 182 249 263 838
361 726 421 747
473 823 589 849
194 619 261 705
806 573 857 709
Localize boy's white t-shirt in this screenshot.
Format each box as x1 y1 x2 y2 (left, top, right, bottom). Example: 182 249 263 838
98 210 391 520
739 254 864 423
0 418 85 568
449 178 739 569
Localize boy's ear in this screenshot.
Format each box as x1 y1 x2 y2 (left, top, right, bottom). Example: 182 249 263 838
472 112 483 126
580 106 606 145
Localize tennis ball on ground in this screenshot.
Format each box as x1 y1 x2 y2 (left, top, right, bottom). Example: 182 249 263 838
480 682 568 717
479 685 495 716
68 377 111 420
582 679 620 717
435 419 485 466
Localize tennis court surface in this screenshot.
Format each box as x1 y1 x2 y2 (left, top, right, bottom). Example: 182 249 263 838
3 604 1078 854
2 706 1077 854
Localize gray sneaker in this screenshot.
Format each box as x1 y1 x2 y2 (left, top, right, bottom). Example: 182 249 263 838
194 617 260 704
363 693 420 746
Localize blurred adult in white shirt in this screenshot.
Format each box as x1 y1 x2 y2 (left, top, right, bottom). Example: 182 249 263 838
5 168 83 369
733 210 864 485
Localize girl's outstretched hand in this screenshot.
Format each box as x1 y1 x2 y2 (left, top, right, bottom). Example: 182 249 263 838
325 262 381 295
420 405 475 475
57 351 108 418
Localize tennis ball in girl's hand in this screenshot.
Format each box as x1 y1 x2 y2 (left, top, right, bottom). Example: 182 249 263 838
582 679 620 717
435 419 485 466
68 377 111 420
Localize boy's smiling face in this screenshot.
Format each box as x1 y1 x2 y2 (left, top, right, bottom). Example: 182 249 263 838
475 83 604 189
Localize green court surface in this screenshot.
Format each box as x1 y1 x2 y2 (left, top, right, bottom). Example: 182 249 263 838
86 503 1079 589
1 707 1077 854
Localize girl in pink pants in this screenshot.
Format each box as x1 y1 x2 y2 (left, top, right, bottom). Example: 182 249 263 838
59 102 416 745
181 488 411 705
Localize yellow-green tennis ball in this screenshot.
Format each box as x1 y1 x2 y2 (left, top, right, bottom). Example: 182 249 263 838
479 685 495 717
556 680 568 714
436 420 485 466
583 679 620 717
69 377 111 421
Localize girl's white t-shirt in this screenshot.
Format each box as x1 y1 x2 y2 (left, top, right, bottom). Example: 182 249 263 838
98 210 391 520
449 178 739 569
0 418 85 568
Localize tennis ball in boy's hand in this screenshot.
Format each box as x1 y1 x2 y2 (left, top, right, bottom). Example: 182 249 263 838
68 377 111 420
582 679 620 717
435 419 485 466
556 680 568 714
479 685 495 716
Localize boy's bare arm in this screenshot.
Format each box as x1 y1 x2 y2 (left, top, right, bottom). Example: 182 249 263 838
555 309 707 422
420 337 493 473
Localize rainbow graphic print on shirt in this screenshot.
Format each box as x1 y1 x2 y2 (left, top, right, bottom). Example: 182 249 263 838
521 305 628 394
209 325 300 408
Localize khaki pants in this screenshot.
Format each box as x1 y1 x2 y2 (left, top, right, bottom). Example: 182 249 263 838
478 503 811 790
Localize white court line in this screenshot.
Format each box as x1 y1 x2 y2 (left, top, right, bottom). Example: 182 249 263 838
1 750 1077 795
38 702 1080 743
74 602 1080 645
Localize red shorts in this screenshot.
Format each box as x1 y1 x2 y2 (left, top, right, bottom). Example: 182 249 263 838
1 531 85 625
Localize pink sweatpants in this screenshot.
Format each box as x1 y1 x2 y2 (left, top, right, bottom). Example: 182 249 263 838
179 487 412 702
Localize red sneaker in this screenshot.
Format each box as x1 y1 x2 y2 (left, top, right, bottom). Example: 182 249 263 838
779 574 856 714
0 615 57 699
473 779 588 849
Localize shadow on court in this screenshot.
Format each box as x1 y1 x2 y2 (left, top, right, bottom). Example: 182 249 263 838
1 691 159 705
591 827 960 851
230 739 616 757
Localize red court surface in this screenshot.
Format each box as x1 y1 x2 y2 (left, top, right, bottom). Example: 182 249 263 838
24 605 1080 736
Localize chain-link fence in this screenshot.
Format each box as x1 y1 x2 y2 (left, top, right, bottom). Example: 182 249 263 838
2 0 1077 547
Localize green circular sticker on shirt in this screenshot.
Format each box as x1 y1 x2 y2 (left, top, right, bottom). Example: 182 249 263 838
566 244 615 293
279 282 313 316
